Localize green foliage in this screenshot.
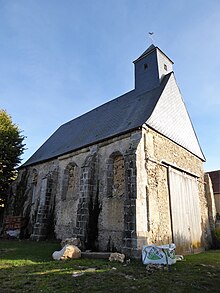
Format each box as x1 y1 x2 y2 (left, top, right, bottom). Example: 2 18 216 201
0 109 25 206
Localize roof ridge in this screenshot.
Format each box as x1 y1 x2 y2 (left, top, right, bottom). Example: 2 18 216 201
133 44 156 63
22 77 170 167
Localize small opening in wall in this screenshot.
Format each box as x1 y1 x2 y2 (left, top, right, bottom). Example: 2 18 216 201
144 63 148 70
164 64 167 71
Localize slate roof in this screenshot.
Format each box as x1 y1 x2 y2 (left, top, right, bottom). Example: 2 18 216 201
22 44 206 167
146 74 205 162
133 44 173 64
133 44 156 62
22 73 171 167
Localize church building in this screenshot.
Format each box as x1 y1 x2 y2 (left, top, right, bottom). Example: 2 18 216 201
12 44 211 257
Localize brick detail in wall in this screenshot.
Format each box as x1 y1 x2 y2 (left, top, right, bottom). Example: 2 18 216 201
123 152 137 255
31 178 54 241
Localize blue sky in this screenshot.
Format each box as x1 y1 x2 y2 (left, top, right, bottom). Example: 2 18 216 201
0 0 220 171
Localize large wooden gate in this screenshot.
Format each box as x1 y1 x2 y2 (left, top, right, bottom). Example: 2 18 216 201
168 167 202 254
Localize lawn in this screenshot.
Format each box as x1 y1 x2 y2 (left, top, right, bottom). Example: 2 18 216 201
0 240 220 292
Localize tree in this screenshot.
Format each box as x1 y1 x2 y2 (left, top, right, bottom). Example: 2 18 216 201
0 109 25 208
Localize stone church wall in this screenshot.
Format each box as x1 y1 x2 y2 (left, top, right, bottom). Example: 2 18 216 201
12 126 210 257
15 130 141 256
13 160 59 239
135 127 211 254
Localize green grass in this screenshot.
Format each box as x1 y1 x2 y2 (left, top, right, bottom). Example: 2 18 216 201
0 240 220 292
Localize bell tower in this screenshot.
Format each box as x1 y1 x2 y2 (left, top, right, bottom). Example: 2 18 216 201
133 44 173 93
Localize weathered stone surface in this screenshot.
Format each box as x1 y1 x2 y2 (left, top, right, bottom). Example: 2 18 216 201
52 244 81 260
10 127 211 258
109 252 125 263
135 127 211 255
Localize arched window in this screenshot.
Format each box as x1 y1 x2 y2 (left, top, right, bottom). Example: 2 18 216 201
62 162 78 200
112 154 125 197
107 152 125 198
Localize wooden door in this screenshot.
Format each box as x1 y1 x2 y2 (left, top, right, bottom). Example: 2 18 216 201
168 167 202 254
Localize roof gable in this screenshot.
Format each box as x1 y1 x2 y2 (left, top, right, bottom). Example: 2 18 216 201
133 44 173 65
133 44 156 62
22 45 205 167
146 73 205 161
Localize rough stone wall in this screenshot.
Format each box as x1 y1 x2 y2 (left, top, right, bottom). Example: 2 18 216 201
135 128 172 253
94 131 140 256
11 161 59 239
135 126 210 254
102 152 125 252
55 158 81 240
55 131 140 255
12 125 209 257
15 130 140 256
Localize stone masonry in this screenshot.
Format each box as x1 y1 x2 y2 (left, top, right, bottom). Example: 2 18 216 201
10 126 212 257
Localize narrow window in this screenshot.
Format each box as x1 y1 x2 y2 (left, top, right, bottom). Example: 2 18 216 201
62 163 78 200
107 152 125 198
144 63 148 70
164 64 167 71
112 155 125 197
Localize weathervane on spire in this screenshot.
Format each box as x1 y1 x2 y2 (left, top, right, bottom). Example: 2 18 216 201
148 32 155 44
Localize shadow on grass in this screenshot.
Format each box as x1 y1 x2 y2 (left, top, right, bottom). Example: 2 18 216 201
0 256 147 293
1 240 220 292
1 258 220 293
0 239 60 262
